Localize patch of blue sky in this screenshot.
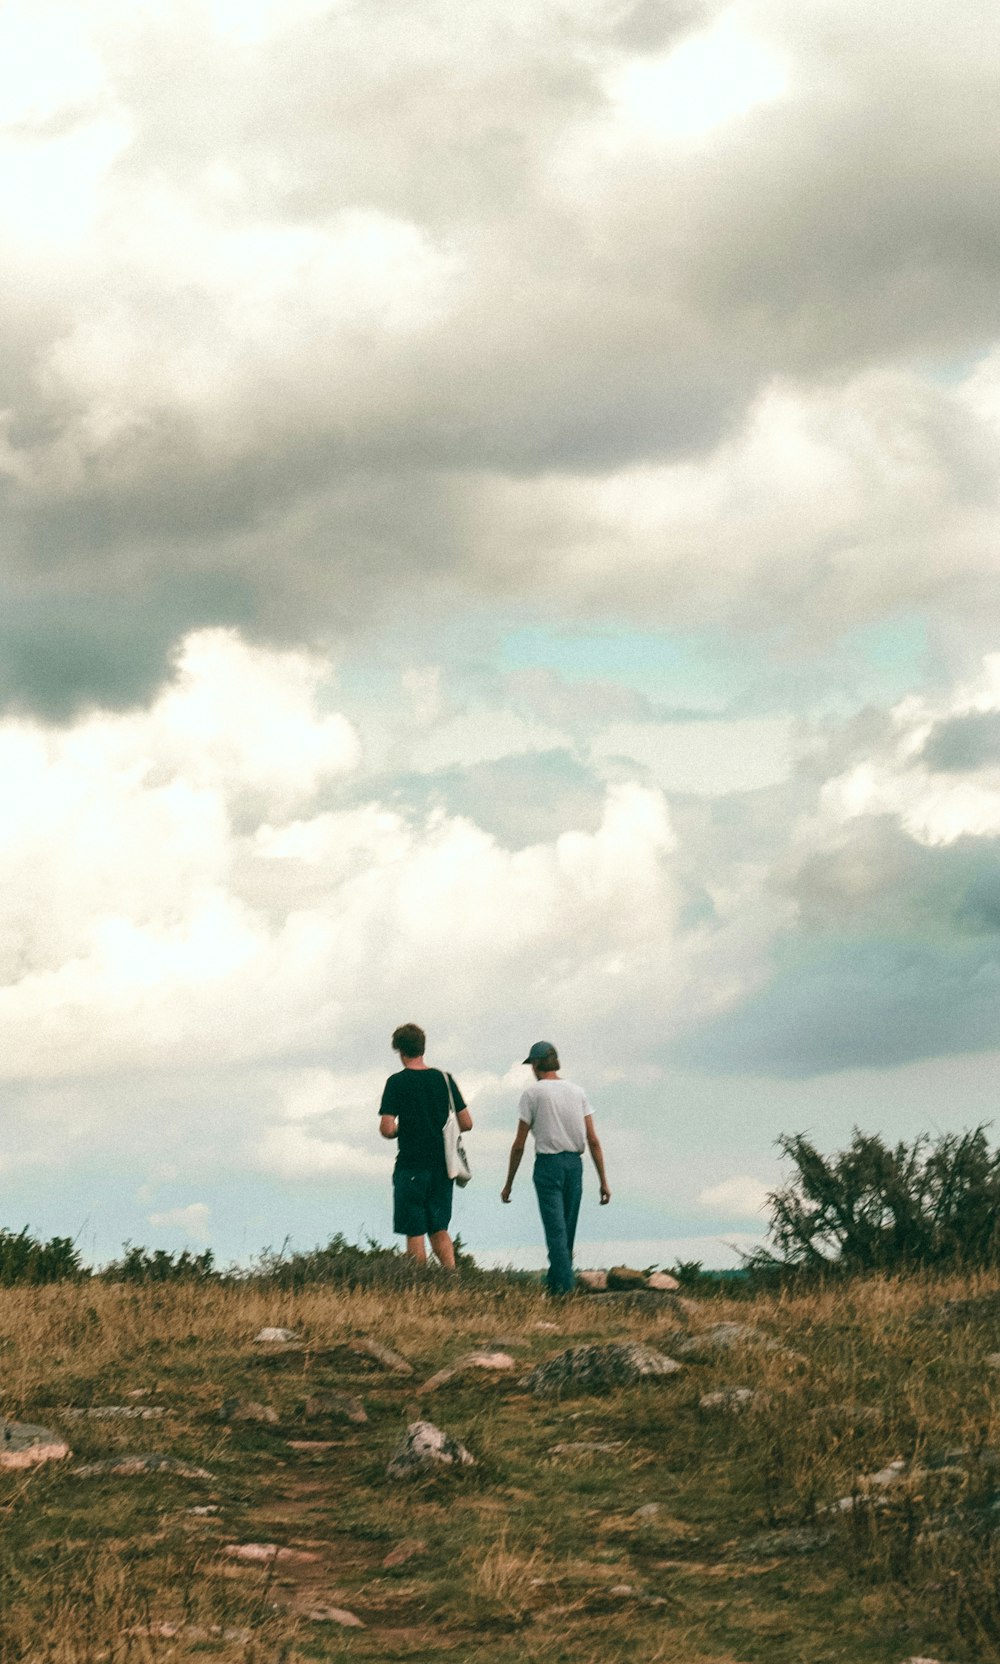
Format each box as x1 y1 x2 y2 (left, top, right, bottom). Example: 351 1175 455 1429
499 625 743 713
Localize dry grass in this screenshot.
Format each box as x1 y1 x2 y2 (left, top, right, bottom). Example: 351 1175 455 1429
1 1270 999 1661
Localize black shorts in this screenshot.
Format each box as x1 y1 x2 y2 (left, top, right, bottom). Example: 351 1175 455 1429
393 1165 454 1237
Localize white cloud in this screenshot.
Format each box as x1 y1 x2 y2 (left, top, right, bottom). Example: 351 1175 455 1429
255 1122 388 1181
698 1175 771 1217
147 1202 211 1242
821 656 1000 845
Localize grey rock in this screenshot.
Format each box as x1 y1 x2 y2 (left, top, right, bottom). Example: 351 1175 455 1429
350 1336 414 1375
303 1391 368 1425
633 1503 663 1520
308 1605 365 1627
670 1322 780 1361
700 1387 758 1412
385 1419 475 1479
74 1452 214 1479
0 1417 71 1469
739 1527 832 1558
62 1405 167 1421
253 1327 299 1344
549 1440 624 1456
419 1350 516 1392
218 1398 279 1425
522 1342 683 1396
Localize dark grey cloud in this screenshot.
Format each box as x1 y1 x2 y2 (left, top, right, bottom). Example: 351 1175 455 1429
921 710 1000 772
675 938 1000 1077
4 0 1000 711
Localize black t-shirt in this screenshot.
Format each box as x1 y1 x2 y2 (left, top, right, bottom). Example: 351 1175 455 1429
379 1068 466 1174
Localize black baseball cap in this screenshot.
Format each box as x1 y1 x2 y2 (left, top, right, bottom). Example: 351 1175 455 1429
523 1040 556 1065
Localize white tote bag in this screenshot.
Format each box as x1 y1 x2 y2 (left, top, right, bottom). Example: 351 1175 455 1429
442 1072 472 1187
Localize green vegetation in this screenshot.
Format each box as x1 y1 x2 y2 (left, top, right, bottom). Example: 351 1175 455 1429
749 1125 1000 1277
1 1268 999 1663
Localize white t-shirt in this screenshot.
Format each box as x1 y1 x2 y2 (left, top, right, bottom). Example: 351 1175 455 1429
518 1079 591 1155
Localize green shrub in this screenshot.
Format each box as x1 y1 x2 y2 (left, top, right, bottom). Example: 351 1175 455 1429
749 1124 1000 1278
0 1227 84 1285
100 1243 217 1282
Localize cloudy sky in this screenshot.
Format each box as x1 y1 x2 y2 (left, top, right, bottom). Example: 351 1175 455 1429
3 0 1000 1270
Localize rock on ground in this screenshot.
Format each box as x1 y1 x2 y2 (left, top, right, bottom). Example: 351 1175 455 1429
522 1343 682 1396
308 1605 365 1626
0 1418 70 1469
225 1543 320 1565
382 1538 427 1568
253 1327 299 1344
349 1336 414 1375
700 1387 758 1412
419 1351 516 1392
303 1390 368 1424
74 1452 214 1479
386 1419 475 1479
219 1399 279 1424
62 1405 167 1421
669 1323 782 1361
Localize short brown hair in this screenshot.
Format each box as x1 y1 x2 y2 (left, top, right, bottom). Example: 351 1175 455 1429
392 1022 426 1059
535 1049 559 1072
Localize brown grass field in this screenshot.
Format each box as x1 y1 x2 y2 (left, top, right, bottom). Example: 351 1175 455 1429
2 1269 999 1663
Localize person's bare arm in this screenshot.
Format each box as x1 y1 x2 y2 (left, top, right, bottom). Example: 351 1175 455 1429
501 1121 530 1201
585 1114 611 1204
379 1115 398 1141
457 1107 473 1132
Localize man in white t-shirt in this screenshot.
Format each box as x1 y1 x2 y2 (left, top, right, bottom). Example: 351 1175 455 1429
501 1041 610 1294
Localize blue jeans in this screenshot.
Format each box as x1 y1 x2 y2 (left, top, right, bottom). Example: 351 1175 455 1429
533 1152 583 1294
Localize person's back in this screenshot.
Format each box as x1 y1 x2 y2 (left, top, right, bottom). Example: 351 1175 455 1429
517 1078 589 1155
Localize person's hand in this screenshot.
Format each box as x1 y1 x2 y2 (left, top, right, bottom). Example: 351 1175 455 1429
599 1184 611 1205
501 1186 512 1204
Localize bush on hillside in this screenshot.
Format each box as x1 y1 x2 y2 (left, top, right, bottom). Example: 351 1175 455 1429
0 1227 84 1285
101 1244 217 1282
250 1231 498 1290
748 1125 1000 1278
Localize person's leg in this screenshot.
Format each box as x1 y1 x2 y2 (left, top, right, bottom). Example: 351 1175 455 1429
429 1230 456 1268
534 1155 574 1294
562 1153 583 1272
395 1168 432 1263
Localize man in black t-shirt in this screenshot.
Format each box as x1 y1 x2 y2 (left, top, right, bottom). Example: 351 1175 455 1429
379 1022 473 1267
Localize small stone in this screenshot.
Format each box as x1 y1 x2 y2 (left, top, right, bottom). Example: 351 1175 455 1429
670 1323 769 1359
0 1418 71 1469
188 1505 220 1516
533 1321 559 1331
633 1503 662 1520
419 1351 516 1391
288 1439 335 1451
576 1269 608 1292
253 1327 299 1344
308 1605 364 1627
739 1527 831 1558
74 1453 213 1479
218 1398 279 1424
986 1354 1000 1371
386 1419 475 1479
224 1543 320 1564
350 1337 414 1375
304 1391 367 1424
700 1387 757 1412
63 1405 167 1421
382 1538 427 1568
522 1342 683 1396
609 1583 637 1596
549 1441 624 1456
